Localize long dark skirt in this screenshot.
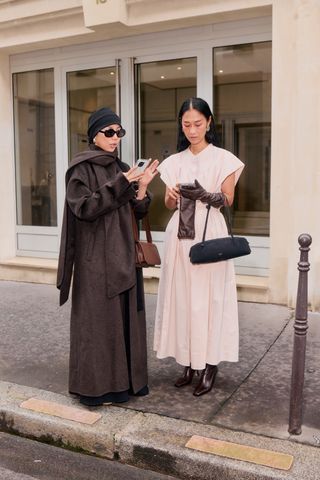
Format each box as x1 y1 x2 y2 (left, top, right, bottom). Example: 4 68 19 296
69 266 148 405
77 286 148 406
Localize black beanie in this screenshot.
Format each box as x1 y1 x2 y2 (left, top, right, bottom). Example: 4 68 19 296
87 107 122 144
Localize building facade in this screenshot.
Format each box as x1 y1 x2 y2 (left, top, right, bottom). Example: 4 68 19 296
0 0 319 310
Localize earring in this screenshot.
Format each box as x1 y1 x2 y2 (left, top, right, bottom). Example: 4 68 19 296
93 137 96 144
206 125 210 132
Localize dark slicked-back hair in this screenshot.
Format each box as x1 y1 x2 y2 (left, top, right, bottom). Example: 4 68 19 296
177 97 220 152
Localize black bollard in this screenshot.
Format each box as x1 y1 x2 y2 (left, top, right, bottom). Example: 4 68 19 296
288 233 312 435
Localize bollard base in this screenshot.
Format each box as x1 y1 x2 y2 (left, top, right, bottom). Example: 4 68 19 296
288 427 302 435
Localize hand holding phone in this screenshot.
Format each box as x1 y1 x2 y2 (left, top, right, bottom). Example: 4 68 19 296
135 159 150 173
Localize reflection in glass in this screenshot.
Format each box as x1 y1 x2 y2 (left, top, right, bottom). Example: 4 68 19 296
67 67 117 160
13 69 57 226
213 42 272 236
137 58 197 231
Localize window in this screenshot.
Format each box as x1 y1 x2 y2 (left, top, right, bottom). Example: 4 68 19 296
13 69 57 227
213 42 272 236
67 66 117 160
137 57 197 231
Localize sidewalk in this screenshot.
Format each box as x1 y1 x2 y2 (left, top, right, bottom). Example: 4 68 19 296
0 280 319 479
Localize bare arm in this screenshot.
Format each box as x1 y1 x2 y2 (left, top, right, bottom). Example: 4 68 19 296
221 173 236 206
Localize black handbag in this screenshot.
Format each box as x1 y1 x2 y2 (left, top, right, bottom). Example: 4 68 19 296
189 203 251 264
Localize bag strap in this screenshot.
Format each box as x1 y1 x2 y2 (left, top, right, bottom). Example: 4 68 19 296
201 205 211 242
131 209 139 242
131 209 153 244
143 215 153 243
201 198 234 242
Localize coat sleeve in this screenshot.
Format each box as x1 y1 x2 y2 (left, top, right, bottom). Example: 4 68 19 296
66 164 136 221
131 191 152 220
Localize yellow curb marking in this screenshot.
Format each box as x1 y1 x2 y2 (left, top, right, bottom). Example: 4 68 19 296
20 398 102 425
185 435 293 471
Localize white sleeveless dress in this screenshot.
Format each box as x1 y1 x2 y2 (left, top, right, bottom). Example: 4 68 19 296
153 144 244 369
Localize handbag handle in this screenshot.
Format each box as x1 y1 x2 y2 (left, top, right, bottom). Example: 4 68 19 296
131 210 153 244
201 199 233 243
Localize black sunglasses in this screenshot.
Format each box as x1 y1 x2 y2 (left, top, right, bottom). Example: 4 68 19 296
99 128 126 138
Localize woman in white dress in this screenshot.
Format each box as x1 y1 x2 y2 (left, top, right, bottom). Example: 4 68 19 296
154 97 244 396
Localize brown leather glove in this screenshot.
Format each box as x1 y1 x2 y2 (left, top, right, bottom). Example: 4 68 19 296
180 179 226 208
178 196 196 239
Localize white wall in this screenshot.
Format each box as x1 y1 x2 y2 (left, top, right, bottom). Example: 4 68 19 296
270 0 320 310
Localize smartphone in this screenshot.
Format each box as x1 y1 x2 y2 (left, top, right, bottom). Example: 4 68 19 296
179 182 195 189
135 159 150 172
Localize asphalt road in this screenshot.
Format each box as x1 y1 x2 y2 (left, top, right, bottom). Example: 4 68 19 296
0 432 179 480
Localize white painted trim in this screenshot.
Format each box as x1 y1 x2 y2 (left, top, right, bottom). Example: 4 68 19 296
16 231 59 256
16 249 59 259
16 226 59 235
120 57 136 166
10 17 271 70
12 75 22 225
134 49 199 65
55 65 67 236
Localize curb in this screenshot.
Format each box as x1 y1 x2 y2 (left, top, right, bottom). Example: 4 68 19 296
0 381 319 480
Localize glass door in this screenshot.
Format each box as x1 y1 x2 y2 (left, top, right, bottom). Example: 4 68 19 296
13 64 119 257
213 41 272 237
66 66 118 161
136 57 197 232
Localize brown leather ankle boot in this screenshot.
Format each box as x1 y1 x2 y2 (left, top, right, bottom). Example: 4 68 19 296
193 364 218 396
174 366 196 387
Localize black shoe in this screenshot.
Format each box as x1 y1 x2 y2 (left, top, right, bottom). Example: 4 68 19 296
175 366 196 388
79 395 105 406
193 364 218 396
80 390 129 406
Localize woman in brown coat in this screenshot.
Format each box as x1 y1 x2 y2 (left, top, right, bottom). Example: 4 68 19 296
57 107 158 406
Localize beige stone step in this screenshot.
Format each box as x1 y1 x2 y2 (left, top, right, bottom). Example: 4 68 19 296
0 257 269 303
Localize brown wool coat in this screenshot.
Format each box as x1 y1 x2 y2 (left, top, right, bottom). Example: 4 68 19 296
57 147 151 396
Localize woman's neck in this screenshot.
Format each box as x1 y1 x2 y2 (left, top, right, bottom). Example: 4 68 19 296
189 141 209 155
